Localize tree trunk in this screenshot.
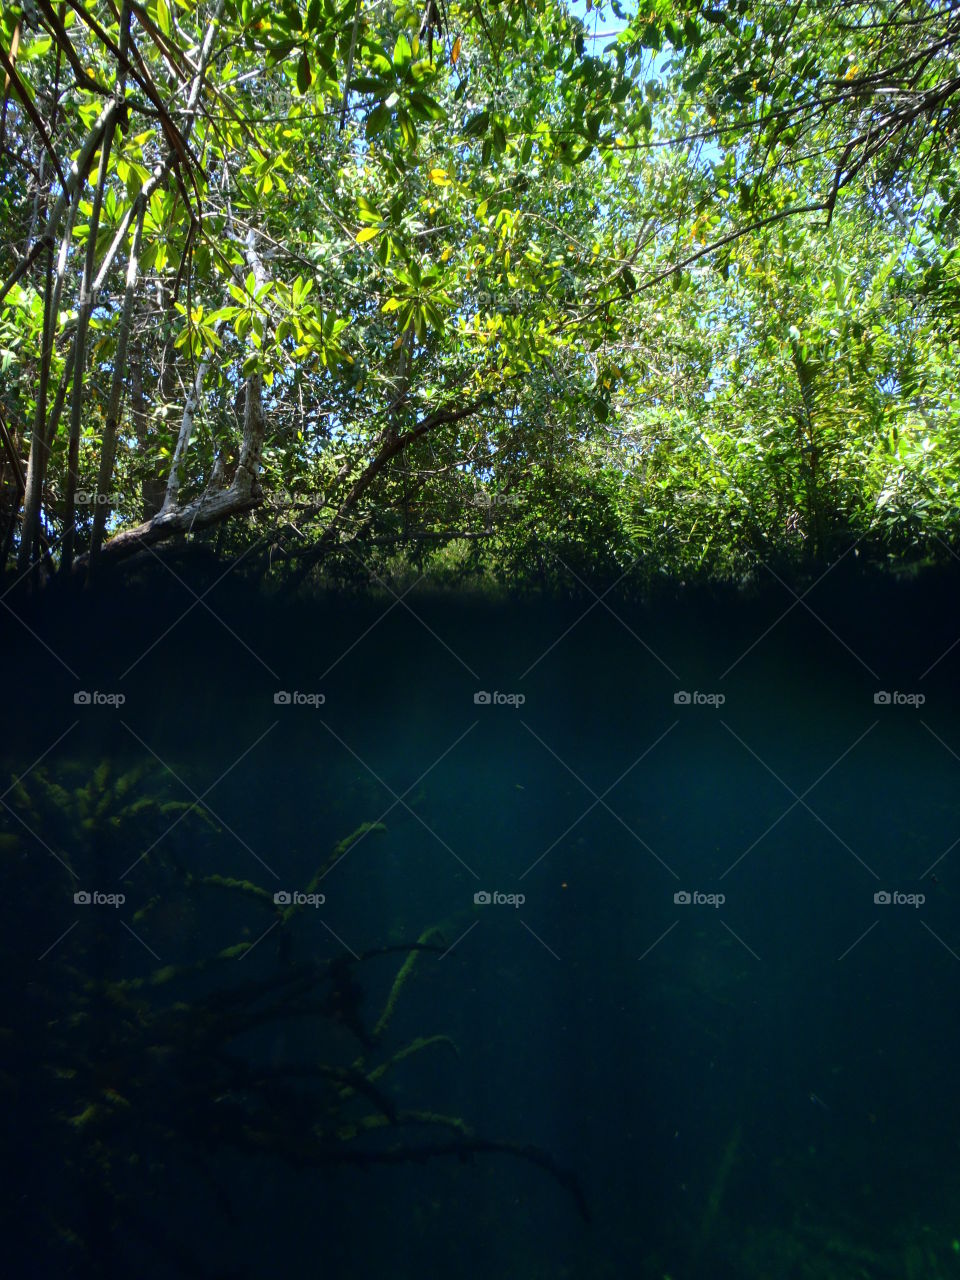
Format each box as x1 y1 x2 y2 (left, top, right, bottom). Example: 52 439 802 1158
18 196 80 571
98 229 269 562
129 347 166 520
62 118 116 572
0 95 118 309
161 351 215 515
90 201 145 564
280 394 492 595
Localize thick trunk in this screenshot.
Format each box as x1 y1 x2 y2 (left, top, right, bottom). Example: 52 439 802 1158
95 486 265 561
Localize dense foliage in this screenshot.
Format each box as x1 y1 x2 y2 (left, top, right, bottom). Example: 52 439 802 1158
2 0 959 591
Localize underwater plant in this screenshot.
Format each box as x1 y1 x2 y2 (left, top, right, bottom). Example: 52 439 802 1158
1 759 587 1278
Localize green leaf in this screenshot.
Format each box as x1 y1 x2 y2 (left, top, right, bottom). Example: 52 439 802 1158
617 268 637 297
393 33 412 68
422 299 444 330
357 196 382 223
297 52 311 94
351 76 389 94
156 0 172 37
397 110 418 148
365 104 391 137
463 109 490 137
409 91 446 121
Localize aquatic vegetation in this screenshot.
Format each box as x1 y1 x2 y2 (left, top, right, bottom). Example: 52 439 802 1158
2 759 587 1277
696 1124 743 1258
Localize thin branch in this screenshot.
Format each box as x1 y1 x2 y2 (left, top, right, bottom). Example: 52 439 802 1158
0 43 67 187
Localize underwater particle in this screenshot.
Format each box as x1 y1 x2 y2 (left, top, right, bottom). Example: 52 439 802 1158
561 882 567 889
952 1240 959 1254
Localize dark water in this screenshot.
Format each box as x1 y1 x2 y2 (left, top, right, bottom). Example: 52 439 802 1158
3 564 960 1279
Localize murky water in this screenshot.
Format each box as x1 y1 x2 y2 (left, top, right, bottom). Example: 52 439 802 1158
3 566 960 1278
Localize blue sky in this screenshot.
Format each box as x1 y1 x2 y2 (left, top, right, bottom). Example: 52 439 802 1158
569 0 632 47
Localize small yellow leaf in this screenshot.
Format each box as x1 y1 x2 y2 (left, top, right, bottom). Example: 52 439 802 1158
451 36 461 65
356 226 381 243
429 168 450 186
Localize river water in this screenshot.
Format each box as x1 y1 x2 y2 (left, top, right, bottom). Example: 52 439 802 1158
3 563 959 1278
